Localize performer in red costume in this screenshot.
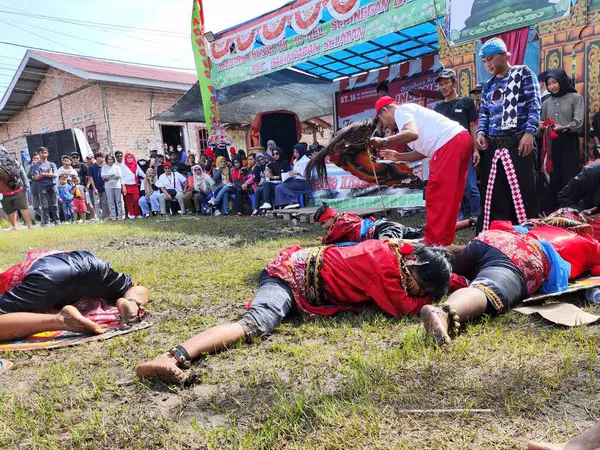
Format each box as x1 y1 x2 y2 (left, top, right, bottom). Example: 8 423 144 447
314 203 424 244
421 220 600 344
0 250 148 342
137 240 452 383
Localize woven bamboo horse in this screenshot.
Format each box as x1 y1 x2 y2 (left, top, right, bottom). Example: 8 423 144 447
305 118 422 188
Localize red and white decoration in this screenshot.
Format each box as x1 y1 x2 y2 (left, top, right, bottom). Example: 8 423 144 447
331 54 440 92
291 2 324 35
482 149 528 232
208 0 366 64
326 0 361 20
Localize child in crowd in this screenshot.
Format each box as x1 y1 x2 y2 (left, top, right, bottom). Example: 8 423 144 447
71 175 87 223
57 174 74 222
56 155 78 179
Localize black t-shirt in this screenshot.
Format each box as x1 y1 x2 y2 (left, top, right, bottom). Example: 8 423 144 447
73 162 88 187
433 96 478 131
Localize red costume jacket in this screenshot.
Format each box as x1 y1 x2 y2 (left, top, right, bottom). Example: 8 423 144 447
462 221 600 295
265 240 429 317
321 214 376 244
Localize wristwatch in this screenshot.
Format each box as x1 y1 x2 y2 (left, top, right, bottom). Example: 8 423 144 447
382 138 390 147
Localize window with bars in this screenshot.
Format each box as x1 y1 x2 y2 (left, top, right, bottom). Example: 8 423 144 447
197 128 208 152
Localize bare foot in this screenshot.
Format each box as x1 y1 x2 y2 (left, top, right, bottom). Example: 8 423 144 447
58 305 108 335
136 353 189 383
526 442 565 450
116 298 140 327
420 305 451 345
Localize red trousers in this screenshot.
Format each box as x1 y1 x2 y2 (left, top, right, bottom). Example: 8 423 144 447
424 131 473 246
124 187 141 217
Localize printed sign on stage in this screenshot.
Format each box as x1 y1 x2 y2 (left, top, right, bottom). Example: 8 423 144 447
210 0 445 88
335 73 441 129
449 0 570 44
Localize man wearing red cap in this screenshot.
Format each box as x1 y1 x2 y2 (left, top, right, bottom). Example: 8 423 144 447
369 97 473 246
314 202 423 244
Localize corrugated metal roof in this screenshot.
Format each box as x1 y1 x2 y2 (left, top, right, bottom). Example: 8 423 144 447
0 50 197 123
31 51 198 85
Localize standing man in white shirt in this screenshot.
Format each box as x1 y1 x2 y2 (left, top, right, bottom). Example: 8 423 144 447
156 162 187 215
369 96 472 245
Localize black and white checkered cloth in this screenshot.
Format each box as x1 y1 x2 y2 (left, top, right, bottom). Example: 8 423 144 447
501 66 525 131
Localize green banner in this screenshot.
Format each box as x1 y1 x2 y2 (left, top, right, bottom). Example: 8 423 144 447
450 0 571 44
191 0 216 131
212 0 445 89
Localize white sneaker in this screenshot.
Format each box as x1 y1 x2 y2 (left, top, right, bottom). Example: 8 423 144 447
214 210 221 216
259 202 272 210
284 203 300 209
128 214 135 219
208 198 217 206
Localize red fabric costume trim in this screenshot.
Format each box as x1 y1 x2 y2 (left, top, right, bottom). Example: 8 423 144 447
0 249 61 295
264 240 430 318
321 213 367 244
476 224 548 295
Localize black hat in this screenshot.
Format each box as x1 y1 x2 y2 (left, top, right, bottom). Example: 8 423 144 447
435 68 457 81
469 83 483 94
70 151 80 157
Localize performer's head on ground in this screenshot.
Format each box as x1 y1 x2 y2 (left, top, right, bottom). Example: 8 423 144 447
375 96 398 130
479 37 511 78
406 244 454 300
314 203 338 231
435 69 458 101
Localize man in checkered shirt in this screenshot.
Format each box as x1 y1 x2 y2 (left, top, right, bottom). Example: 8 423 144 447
475 38 542 233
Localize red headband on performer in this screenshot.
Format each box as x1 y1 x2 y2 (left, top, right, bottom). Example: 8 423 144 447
375 96 396 114
318 207 337 224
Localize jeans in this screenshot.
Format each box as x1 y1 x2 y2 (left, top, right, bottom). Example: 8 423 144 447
159 191 185 214
39 184 60 225
236 270 294 338
139 192 161 215
60 200 74 222
213 185 234 213
90 190 108 219
460 159 480 220
195 192 213 214
106 188 123 219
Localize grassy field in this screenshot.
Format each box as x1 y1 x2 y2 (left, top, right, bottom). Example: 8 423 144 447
0 215 599 449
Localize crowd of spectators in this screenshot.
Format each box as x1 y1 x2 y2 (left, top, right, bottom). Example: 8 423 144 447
1 140 321 228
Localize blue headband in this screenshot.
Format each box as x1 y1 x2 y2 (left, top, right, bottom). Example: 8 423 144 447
479 38 511 58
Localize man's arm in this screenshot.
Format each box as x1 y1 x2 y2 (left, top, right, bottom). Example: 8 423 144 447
557 162 600 209
476 89 490 137
522 66 541 137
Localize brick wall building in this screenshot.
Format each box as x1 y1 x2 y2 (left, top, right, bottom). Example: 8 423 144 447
0 50 224 160
0 50 331 162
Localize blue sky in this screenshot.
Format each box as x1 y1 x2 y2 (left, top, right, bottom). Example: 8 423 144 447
0 0 288 98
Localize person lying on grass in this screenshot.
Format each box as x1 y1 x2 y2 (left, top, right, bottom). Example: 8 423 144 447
314 203 424 244
527 419 600 449
421 220 600 345
137 239 452 383
0 250 148 341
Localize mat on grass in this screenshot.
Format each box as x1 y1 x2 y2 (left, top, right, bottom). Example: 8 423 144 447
521 275 600 304
0 298 152 352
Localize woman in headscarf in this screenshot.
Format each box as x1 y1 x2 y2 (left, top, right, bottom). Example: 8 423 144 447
266 140 277 162
208 156 235 215
183 165 214 214
540 68 584 210
274 143 311 209
138 168 161 217
121 152 144 218
256 147 284 212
